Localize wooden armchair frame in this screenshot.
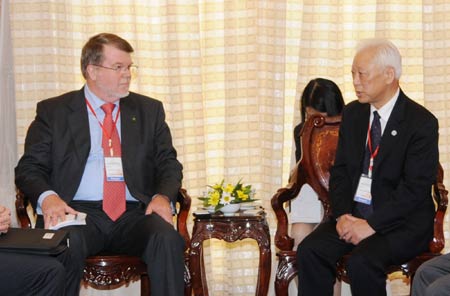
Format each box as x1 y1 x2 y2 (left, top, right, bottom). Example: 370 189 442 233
16 188 192 296
271 114 448 296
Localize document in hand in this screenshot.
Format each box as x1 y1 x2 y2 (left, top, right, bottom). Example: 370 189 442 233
49 212 87 230
0 228 69 255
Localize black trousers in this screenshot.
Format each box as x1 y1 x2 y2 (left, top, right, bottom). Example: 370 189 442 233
37 201 185 296
296 221 393 296
0 252 67 296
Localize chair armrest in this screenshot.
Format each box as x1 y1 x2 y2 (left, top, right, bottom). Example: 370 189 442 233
177 188 192 250
15 189 32 229
271 181 300 252
429 164 448 253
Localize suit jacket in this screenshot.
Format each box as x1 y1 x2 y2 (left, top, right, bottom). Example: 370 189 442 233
329 89 439 263
15 87 183 210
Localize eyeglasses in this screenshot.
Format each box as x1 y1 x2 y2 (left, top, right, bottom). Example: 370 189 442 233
91 64 138 75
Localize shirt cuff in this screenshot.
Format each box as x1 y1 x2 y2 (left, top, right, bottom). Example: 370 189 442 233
151 194 175 215
36 190 58 215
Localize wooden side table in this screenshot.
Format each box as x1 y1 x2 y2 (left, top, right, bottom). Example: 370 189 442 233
189 209 271 296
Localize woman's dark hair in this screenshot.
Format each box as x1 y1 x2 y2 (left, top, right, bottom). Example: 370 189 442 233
300 78 345 122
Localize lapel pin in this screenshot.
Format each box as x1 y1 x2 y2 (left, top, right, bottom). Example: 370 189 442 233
391 130 397 136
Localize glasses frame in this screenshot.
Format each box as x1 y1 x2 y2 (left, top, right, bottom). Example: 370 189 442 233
91 64 138 74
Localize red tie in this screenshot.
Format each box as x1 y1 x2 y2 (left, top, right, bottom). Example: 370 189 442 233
101 103 126 221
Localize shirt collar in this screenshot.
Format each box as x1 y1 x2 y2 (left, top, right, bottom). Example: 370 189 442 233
370 88 399 123
84 84 120 112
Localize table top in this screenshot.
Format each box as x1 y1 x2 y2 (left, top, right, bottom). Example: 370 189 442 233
193 207 266 222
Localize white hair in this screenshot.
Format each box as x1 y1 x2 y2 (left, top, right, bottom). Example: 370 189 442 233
356 38 402 79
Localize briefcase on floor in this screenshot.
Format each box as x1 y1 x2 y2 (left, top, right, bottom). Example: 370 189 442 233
0 228 69 256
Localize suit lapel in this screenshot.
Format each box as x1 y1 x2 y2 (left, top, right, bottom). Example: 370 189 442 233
353 104 371 169
120 95 140 162
372 91 406 172
67 89 90 162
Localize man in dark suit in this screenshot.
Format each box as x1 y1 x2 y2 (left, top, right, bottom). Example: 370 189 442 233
0 205 67 296
15 33 184 296
296 38 439 296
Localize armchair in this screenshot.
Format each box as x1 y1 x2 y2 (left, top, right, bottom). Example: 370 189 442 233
16 188 192 296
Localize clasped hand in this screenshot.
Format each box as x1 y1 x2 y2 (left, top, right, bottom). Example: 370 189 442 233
336 214 375 245
0 206 11 234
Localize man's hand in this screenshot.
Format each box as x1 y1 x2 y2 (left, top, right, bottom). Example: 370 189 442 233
42 194 78 229
0 206 11 234
346 217 376 244
146 194 173 225
336 214 375 245
336 214 354 238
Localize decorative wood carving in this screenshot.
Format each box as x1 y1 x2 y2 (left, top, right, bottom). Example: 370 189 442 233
83 255 146 289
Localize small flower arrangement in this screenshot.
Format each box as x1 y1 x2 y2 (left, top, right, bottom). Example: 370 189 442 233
199 179 256 211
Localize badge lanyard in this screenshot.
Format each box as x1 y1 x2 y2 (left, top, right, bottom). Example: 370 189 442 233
366 121 380 178
85 99 120 156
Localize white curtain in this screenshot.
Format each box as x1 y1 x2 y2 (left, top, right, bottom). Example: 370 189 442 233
0 0 17 225
6 1 450 295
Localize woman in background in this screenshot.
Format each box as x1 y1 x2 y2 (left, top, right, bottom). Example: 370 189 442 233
290 78 345 246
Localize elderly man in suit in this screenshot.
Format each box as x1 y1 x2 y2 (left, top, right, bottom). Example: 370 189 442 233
15 33 184 296
296 38 439 296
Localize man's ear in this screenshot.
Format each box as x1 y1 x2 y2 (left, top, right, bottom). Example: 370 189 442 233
384 66 395 84
86 65 97 80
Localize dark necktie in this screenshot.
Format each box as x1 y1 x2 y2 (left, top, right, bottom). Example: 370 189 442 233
101 103 126 221
354 111 381 218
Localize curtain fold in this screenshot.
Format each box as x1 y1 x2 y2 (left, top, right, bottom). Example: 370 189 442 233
0 0 17 225
7 1 450 295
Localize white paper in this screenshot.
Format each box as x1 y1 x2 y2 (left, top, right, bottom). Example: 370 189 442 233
49 212 87 230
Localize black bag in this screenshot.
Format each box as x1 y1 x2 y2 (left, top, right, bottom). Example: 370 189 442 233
0 228 69 256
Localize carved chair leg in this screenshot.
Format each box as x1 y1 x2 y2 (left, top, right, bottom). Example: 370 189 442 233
407 273 415 296
275 254 297 296
184 257 192 296
141 274 150 295
275 276 291 296
184 283 192 296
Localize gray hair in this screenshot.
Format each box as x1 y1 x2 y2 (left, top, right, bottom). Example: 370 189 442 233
356 38 402 79
81 33 134 79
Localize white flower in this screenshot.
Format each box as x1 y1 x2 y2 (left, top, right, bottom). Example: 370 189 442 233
220 191 234 205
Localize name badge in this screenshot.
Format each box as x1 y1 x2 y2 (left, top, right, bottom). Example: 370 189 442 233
104 157 124 181
354 175 372 205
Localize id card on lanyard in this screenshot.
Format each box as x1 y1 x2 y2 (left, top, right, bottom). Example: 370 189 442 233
105 157 125 181
354 175 372 205
354 122 379 205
